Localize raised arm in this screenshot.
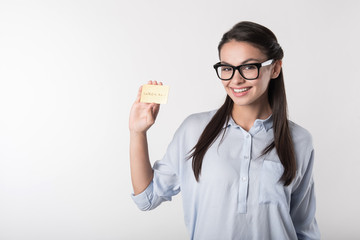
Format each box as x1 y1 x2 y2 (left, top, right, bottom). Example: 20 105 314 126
129 81 161 195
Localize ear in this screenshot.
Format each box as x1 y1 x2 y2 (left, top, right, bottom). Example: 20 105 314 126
271 60 282 79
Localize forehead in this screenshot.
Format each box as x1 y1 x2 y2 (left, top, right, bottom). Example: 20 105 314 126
219 40 266 64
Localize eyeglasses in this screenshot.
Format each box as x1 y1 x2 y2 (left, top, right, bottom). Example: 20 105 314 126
213 59 274 81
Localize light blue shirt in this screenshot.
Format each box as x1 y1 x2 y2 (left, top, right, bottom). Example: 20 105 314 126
132 110 320 240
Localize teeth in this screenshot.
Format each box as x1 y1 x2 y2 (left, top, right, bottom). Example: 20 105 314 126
233 88 250 93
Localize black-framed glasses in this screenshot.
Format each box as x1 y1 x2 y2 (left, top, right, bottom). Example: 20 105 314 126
213 59 274 81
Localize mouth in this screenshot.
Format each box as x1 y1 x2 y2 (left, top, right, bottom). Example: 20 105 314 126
233 87 251 93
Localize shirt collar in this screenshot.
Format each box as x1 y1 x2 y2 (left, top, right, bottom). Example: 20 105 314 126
224 114 273 132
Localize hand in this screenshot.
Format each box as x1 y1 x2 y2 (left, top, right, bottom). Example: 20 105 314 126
129 81 162 133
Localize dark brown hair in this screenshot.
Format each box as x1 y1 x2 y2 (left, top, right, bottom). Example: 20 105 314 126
188 21 296 186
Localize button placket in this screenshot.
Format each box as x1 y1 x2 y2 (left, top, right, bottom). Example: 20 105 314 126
238 132 252 214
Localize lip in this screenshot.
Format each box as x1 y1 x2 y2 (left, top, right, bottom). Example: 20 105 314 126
231 87 252 97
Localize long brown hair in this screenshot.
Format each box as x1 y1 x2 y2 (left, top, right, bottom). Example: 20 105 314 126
188 21 296 186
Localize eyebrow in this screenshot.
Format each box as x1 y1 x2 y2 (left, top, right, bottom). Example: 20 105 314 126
220 58 262 65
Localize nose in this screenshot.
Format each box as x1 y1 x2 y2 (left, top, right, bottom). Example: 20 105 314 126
231 69 246 84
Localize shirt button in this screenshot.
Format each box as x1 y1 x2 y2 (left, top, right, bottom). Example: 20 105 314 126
246 134 250 139
241 177 247 182
244 156 249 159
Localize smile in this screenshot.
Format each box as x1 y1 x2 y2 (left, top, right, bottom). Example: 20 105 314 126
233 87 250 93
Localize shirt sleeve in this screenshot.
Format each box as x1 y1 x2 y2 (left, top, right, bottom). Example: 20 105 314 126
290 149 321 240
131 124 184 211
131 160 181 211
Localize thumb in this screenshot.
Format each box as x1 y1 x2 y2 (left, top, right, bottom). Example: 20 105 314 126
146 103 157 125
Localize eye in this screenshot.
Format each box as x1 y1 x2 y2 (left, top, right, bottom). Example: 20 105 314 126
243 64 257 71
221 66 233 72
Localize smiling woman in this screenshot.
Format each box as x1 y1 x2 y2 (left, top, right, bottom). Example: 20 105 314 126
218 41 278 117
129 21 321 240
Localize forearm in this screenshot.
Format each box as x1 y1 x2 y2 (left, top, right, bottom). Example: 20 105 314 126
130 131 154 195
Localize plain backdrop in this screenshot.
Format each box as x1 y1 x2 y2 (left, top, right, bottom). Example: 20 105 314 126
1 0 359 239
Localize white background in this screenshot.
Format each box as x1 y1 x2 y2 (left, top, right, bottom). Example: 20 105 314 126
1 0 359 239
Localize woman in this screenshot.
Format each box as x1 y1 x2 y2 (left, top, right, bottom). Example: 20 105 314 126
129 21 320 240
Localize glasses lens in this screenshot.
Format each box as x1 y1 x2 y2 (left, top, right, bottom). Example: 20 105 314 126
216 65 233 80
240 64 258 79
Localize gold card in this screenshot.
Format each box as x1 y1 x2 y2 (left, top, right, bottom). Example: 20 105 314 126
140 84 169 104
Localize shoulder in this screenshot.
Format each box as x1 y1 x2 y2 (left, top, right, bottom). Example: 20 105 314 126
167 109 217 151
288 120 315 173
182 109 217 127
174 109 217 139
288 120 313 149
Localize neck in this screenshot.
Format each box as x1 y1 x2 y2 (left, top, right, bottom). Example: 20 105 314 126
231 101 272 132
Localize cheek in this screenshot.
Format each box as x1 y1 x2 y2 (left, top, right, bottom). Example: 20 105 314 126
257 73 272 90
261 81 271 92
221 81 229 89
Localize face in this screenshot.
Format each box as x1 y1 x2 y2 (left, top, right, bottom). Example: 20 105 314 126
219 40 281 110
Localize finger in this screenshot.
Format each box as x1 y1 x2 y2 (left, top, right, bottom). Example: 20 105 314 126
152 103 160 119
147 104 157 124
148 80 163 86
135 85 143 103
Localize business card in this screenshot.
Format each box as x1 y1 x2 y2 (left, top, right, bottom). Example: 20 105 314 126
140 84 169 104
